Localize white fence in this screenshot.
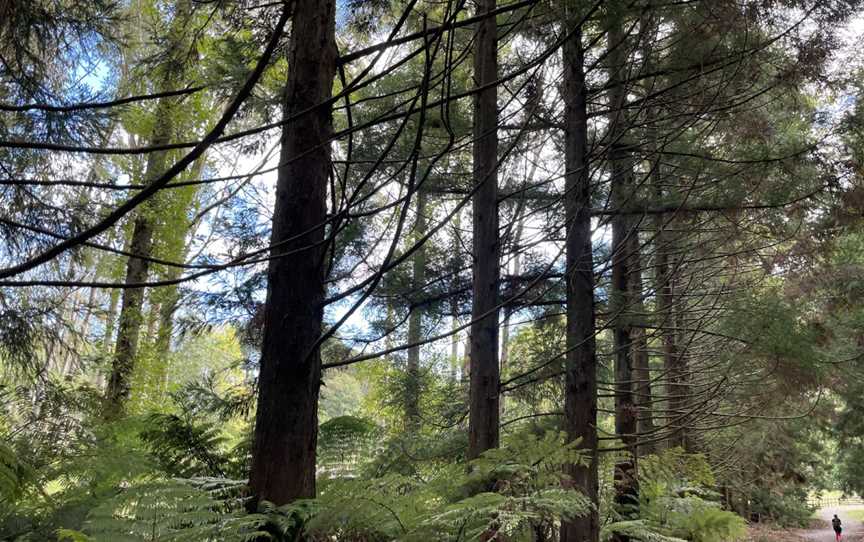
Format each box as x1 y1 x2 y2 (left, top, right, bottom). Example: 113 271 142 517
808 496 864 508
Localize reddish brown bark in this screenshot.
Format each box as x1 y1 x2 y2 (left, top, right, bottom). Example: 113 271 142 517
468 0 501 460
248 0 337 506
560 19 600 542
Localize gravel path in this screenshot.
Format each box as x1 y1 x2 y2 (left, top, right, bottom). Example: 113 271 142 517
798 505 864 542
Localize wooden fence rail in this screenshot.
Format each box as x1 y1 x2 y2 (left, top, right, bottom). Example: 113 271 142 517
807 497 864 508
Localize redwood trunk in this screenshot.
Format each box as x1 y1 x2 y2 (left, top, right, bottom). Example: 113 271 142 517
608 18 639 534
560 20 599 542
248 0 337 506
468 0 500 460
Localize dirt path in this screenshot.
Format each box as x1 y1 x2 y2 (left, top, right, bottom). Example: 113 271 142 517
798 505 864 541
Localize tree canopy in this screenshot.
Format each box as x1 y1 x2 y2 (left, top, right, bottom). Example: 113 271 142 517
2 1 864 541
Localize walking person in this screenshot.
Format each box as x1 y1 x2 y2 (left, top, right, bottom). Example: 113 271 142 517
833 514 843 541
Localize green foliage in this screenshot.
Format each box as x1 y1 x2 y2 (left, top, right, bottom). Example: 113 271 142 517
0 440 20 499
64 430 590 542
604 449 746 542
140 413 229 477
76 478 270 542
319 366 369 421
747 486 814 527
600 521 687 542
297 430 591 541
317 415 379 477
0 309 40 376
721 285 822 384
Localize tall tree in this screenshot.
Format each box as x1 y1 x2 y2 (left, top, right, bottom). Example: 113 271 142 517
103 0 194 418
405 188 426 431
607 10 639 533
560 10 599 542
468 0 501 460
248 0 337 506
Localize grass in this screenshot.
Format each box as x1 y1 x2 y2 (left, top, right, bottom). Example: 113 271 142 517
848 509 864 521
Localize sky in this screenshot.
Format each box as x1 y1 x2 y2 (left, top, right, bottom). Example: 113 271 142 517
61 2 864 360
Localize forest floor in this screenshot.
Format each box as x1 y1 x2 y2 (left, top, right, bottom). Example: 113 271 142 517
743 505 864 542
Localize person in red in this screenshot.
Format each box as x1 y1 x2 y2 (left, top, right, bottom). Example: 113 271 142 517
832 514 843 541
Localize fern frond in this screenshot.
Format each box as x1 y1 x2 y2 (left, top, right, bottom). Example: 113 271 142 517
601 520 688 542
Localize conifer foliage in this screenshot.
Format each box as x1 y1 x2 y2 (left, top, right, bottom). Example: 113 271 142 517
2 0 864 541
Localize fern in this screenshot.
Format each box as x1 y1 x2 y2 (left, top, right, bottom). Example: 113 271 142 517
600 520 687 542
317 415 379 478
666 501 746 542
56 528 93 541
306 430 592 541
417 488 591 541
604 449 746 542
139 413 229 477
62 430 592 542
78 477 272 542
0 440 24 501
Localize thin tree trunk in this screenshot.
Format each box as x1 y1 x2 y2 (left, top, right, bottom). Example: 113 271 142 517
248 0 337 507
631 244 656 456
462 332 471 385
102 286 120 353
607 16 639 535
102 1 190 419
450 308 460 381
468 0 500 460
640 10 683 455
406 188 427 431
498 253 517 417
103 124 171 419
450 210 462 381
151 157 206 395
672 276 691 450
656 227 679 437
560 16 599 542
499 202 525 418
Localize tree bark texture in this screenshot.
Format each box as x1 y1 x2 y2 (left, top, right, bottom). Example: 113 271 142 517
607 16 639 536
248 0 337 506
468 0 501 460
560 20 600 542
103 0 191 419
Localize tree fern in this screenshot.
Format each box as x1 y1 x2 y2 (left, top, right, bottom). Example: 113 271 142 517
65 430 592 541
600 520 688 542
139 413 229 477
76 478 269 542
317 415 379 478
603 449 746 542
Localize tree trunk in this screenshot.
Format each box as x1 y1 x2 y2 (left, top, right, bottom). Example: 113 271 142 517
672 278 691 450
248 0 337 506
560 18 600 542
500 199 525 418
103 129 171 419
607 16 639 535
406 188 427 431
450 209 463 381
468 0 500 460
151 156 206 395
631 242 656 456
640 11 686 454
102 0 191 419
